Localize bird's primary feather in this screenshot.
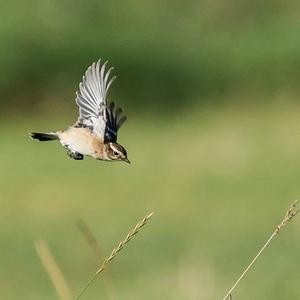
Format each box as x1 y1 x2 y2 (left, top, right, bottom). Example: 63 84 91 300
104 102 127 143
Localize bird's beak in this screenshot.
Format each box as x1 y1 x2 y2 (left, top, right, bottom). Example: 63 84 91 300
123 157 131 164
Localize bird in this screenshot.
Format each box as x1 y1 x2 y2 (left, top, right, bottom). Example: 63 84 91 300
30 59 130 163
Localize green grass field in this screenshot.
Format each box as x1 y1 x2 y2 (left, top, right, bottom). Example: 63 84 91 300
0 94 299 300
1 1 300 299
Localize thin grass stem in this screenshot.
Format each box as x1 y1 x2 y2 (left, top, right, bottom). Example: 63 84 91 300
221 200 298 300
76 212 154 300
35 240 73 300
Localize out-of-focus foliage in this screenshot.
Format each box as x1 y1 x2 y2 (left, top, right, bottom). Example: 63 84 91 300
1 0 300 115
1 100 300 300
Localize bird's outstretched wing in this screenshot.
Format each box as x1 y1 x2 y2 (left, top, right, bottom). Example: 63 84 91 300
75 59 126 142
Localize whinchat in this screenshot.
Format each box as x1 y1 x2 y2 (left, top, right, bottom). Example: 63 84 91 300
31 59 130 163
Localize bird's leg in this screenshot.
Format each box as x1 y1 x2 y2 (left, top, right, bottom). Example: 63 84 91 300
67 150 84 160
65 146 84 160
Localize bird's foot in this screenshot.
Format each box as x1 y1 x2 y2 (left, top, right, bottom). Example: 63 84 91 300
66 148 84 160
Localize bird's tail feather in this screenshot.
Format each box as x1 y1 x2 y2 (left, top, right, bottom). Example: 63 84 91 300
30 132 59 141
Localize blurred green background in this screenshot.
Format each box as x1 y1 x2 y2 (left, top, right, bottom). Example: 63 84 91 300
1 1 300 299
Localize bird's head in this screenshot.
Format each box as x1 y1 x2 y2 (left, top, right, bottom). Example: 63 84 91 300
106 142 130 163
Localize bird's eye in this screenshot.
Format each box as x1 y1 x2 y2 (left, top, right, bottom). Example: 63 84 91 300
113 151 119 156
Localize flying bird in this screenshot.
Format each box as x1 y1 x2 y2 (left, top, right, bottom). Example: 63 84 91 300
31 59 130 163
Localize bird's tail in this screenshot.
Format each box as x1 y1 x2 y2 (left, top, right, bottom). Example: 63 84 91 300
30 132 59 142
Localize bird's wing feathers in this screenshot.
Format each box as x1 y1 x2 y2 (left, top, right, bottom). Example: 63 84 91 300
104 102 127 143
75 60 118 141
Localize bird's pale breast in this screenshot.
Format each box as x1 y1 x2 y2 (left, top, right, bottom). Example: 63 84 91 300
58 127 103 158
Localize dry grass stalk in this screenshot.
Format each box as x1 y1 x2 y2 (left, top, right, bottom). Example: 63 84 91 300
76 218 103 259
76 218 116 300
221 200 298 300
35 240 73 300
76 212 154 300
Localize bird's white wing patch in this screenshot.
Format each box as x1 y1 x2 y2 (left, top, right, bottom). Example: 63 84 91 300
75 59 115 141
